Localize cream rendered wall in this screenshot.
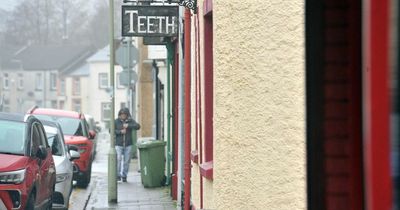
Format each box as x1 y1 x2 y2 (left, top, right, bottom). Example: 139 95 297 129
213 0 306 210
80 77 90 114
88 62 126 128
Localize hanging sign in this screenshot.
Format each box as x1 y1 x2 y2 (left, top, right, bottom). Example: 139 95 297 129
143 37 167 45
122 6 179 37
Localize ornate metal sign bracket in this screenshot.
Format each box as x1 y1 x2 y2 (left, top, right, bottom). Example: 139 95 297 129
179 0 197 13
123 0 197 14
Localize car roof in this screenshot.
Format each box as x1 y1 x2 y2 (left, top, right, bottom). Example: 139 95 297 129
31 108 81 119
0 112 28 122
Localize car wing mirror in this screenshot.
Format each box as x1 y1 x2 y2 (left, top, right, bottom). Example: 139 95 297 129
89 130 96 139
68 145 79 152
69 150 80 161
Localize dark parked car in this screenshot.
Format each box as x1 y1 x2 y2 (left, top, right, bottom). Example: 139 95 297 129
0 112 56 210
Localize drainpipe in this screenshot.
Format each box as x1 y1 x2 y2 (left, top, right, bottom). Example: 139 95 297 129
152 60 161 140
184 8 192 210
177 6 185 208
166 39 174 186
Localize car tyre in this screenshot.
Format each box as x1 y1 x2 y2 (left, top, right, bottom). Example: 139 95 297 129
26 193 35 210
77 164 92 188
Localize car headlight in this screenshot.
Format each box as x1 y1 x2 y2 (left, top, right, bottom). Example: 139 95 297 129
56 173 70 183
0 169 25 184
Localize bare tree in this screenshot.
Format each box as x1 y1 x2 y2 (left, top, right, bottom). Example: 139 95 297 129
1 0 109 47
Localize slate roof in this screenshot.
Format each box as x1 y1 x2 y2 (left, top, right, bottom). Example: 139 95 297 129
69 62 90 76
13 44 95 72
0 45 21 70
87 45 110 63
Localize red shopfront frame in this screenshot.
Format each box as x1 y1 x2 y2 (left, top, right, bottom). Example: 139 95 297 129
363 0 392 209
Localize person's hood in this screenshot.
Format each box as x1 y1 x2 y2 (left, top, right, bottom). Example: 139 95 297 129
118 108 131 117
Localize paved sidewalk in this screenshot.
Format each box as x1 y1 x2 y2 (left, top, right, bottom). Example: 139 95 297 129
85 133 176 210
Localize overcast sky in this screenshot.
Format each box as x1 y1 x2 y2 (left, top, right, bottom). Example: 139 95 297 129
0 0 97 12
0 0 22 12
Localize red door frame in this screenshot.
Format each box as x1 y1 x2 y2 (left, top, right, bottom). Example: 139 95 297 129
363 0 392 209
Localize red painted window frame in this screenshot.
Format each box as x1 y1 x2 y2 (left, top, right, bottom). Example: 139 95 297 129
363 0 392 209
200 0 213 180
192 12 200 164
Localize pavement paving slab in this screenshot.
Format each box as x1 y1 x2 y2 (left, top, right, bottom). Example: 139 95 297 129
84 132 176 210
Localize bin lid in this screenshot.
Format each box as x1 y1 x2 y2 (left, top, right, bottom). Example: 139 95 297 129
137 140 166 149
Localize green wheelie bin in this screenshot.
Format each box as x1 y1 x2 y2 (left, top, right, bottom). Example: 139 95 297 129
137 140 166 187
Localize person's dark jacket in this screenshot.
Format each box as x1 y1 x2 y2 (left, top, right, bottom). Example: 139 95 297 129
114 108 140 146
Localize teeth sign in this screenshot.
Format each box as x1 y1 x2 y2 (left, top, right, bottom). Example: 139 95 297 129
122 6 179 37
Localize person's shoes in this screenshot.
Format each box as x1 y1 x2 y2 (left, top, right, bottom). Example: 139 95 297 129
122 177 127 182
117 176 121 181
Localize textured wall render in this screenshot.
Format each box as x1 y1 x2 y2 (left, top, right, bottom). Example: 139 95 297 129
190 0 215 209
213 0 306 209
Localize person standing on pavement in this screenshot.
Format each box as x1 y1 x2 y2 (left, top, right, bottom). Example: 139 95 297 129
115 107 140 182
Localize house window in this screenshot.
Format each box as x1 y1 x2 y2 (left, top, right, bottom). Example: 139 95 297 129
72 99 81 112
101 102 111 121
59 101 65 109
35 73 43 90
3 73 9 90
199 1 214 180
117 73 124 89
50 73 57 90
73 77 81 96
59 78 66 96
17 73 23 90
120 102 126 110
99 73 108 89
3 99 10 112
36 100 43 107
51 100 57 109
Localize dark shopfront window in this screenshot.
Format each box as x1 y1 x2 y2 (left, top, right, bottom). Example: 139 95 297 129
391 74 400 210
391 2 400 208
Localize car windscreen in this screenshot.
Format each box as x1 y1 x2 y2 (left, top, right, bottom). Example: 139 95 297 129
0 120 26 155
34 115 84 136
43 125 63 156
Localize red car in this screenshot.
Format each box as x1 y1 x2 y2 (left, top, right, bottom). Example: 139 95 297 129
29 107 96 188
0 112 56 210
